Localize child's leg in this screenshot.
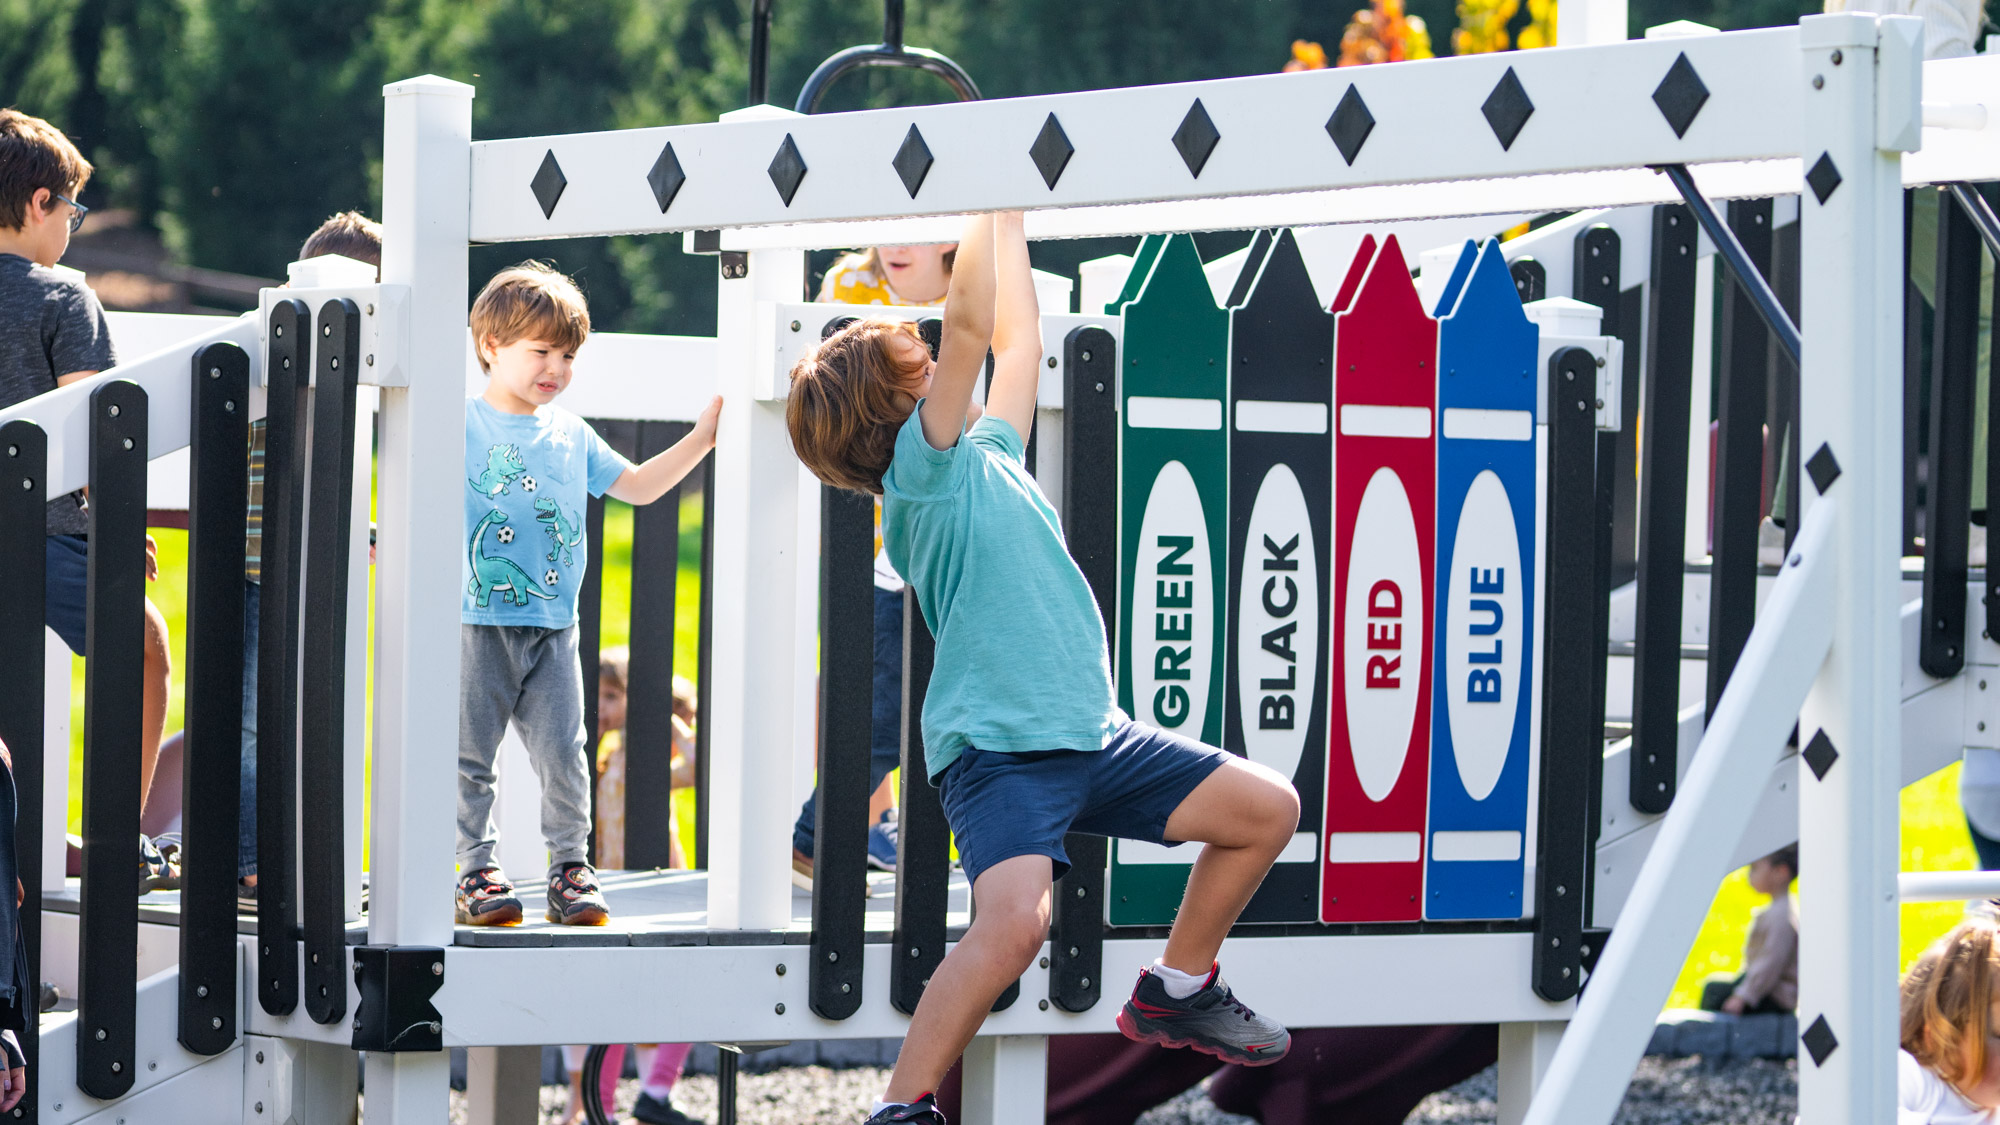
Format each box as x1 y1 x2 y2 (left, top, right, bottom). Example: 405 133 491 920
514 626 594 870
883 854 1053 1103
139 597 172 814
643 1042 691 1097
1156 757 1300 975
458 626 525 872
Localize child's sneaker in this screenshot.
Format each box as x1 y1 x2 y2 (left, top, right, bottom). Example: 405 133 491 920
867 810 900 872
139 834 181 894
547 862 610 926
862 1094 946 1124
454 867 524 926
1116 964 1291 1066
630 1091 703 1125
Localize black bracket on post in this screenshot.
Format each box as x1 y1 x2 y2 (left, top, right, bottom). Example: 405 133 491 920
350 946 445 1053
1532 347 1599 1002
794 0 980 115
1049 326 1118 1013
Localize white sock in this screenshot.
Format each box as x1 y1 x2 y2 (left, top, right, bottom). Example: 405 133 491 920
871 1099 905 1116
1149 959 1210 999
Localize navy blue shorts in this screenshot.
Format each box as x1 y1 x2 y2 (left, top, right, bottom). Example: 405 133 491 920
936 720 1231 885
44 534 88 656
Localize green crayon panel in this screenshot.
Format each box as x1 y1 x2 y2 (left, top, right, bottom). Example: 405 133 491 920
1107 234 1169 314
1111 233 1230 925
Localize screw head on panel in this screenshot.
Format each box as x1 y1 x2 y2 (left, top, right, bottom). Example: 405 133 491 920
775 1003 786 1015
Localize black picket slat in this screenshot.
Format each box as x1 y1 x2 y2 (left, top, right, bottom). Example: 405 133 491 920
1629 205 1698 815
1769 216 1804 552
258 299 310 1016
1922 189 1981 678
1510 257 1547 303
1706 199 1774 717
625 422 688 870
301 299 360 1025
1533 346 1599 1001
809 486 874 1020
890 595 946 1017
179 342 249 1055
0 419 45 1118
77 379 146 1100
579 487 606 865
1571 223 1621 919
1050 325 1117 1011
1904 192 1926 557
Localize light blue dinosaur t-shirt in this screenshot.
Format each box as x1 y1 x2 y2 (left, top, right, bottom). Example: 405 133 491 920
462 396 630 627
881 407 1127 781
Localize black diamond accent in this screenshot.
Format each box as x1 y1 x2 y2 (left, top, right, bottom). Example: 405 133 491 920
529 150 567 220
1802 729 1839 780
1029 114 1074 190
646 143 686 214
1326 86 1376 166
1172 99 1221 178
1802 1015 1839 1067
1481 68 1535 151
768 134 808 207
1806 152 1843 205
1806 442 1842 494
892 125 934 199
1652 53 1710 140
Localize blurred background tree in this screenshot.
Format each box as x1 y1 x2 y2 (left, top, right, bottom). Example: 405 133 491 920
4 0 1818 332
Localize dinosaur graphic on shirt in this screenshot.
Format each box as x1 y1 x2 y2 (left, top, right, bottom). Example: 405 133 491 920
469 444 527 498
468 508 555 608
535 497 584 566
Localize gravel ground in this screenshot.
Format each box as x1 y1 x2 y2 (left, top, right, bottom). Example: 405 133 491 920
441 1055 1798 1124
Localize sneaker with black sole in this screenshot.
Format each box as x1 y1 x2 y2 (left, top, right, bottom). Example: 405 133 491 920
547 862 610 926
1116 963 1290 1066
139 834 181 894
867 810 899 872
630 1091 704 1125
863 1093 946 1124
454 867 524 926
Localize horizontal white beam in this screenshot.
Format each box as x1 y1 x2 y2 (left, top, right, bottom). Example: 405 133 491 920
467 29 1810 242
1900 870 2000 901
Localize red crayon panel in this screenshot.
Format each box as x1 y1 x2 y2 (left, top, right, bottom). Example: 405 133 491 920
1323 234 1439 923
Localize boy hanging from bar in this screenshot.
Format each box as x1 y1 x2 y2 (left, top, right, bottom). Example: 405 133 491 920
455 262 720 927
786 213 1301 1125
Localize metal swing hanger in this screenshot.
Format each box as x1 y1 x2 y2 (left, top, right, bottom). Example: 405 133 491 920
753 0 981 115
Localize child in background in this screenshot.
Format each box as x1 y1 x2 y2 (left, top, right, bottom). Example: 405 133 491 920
455 261 719 927
590 653 697 873
787 212 1300 1125
791 241 957 890
1900 917 2000 1122
1699 846 1797 1015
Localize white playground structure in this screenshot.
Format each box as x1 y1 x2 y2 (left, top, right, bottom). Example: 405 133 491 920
1 11 1999 1125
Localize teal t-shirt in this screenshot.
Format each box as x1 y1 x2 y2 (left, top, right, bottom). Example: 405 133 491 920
881 408 1127 780
462 396 631 627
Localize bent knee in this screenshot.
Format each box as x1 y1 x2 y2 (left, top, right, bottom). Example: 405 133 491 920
975 905 1051 968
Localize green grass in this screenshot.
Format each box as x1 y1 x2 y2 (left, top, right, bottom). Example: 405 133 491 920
77 501 1975 1011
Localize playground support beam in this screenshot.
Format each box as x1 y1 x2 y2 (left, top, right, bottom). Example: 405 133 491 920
368 73 474 1125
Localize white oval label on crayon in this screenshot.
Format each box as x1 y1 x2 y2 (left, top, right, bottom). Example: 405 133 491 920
1134 461 1211 738
1445 469 1523 803
1343 467 1424 804
1237 464 1317 784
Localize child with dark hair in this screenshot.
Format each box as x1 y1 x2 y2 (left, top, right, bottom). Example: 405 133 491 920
788 213 1300 1125
0 107 178 894
1700 845 1798 1015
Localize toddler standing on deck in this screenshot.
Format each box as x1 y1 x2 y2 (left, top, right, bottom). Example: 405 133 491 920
786 213 1301 1125
455 262 719 928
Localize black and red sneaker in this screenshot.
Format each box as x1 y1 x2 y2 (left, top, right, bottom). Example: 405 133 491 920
547 862 611 926
862 1093 945 1124
454 867 523 926
1116 963 1290 1066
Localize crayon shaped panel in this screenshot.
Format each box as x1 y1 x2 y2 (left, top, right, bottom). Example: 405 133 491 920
1425 240 1542 921
1323 234 1438 924
1226 230 1332 923
1113 233 1230 925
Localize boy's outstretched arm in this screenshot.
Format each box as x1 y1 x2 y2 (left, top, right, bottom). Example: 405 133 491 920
606 394 722 505
919 214 996 451
985 211 1039 443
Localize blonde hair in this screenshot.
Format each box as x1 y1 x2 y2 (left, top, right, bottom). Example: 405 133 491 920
470 261 590 372
1903 918 2000 1091
786 318 930 495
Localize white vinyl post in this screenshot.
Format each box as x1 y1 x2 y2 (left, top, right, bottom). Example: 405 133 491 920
705 119 811 927
368 73 474 1125
1556 0 1627 45
1794 14 1921 1125
1497 1022 1566 1125
344 387 375 921
960 1035 1048 1125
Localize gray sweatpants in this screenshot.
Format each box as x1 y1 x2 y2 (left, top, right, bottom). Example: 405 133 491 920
458 624 592 874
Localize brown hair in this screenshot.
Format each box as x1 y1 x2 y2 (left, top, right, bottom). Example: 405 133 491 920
299 211 383 270
1764 844 1798 879
786 318 931 495
1903 919 2000 1091
0 108 92 231
597 646 629 694
470 261 590 372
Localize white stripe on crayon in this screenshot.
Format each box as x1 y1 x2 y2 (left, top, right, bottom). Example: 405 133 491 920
1441 407 1534 442
1338 404 1431 439
1128 396 1223 430
1430 830 1524 862
1236 400 1330 434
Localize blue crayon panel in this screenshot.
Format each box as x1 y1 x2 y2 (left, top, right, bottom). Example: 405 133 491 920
1424 240 1542 921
